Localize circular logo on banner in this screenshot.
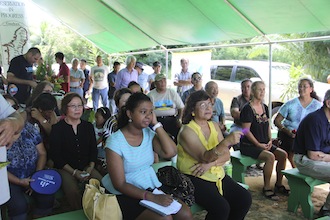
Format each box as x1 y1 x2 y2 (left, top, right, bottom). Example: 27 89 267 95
30 169 62 195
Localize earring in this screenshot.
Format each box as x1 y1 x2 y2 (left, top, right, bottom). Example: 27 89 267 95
128 118 132 123
192 112 195 117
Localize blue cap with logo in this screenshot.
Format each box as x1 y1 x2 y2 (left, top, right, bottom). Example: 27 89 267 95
30 169 62 194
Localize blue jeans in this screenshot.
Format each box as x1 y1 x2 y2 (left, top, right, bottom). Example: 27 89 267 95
70 87 83 99
92 87 109 111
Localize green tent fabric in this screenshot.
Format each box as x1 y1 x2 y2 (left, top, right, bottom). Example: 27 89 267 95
32 0 330 54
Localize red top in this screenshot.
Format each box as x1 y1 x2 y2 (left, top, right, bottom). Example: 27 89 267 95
58 63 70 93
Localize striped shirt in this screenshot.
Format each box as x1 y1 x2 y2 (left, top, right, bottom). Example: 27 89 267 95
104 128 161 194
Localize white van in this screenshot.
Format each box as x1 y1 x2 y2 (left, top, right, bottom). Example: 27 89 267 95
208 60 329 117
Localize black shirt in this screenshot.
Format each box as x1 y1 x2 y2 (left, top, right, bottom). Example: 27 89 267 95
50 119 97 170
7 55 33 104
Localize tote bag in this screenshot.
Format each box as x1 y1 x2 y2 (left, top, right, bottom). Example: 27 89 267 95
82 178 122 220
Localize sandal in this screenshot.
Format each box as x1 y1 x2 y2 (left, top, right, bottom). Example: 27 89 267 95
319 205 330 218
274 185 290 196
262 188 279 201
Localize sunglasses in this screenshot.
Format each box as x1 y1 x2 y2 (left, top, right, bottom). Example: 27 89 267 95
192 77 201 81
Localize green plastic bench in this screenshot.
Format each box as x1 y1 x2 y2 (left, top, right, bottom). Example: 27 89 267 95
38 209 86 219
282 168 327 219
230 150 262 184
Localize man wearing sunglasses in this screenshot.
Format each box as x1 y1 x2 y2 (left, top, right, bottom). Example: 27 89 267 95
181 72 203 104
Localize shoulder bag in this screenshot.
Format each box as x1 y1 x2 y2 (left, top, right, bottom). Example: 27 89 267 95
82 178 122 220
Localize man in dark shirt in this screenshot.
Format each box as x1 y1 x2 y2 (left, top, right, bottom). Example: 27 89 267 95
108 61 120 114
293 89 330 217
7 47 41 104
80 59 90 103
230 79 252 133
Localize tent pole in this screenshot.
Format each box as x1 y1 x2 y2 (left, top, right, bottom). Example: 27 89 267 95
111 35 330 56
268 44 273 125
165 50 169 76
160 45 169 77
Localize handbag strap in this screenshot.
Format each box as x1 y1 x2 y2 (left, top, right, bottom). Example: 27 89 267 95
93 192 100 220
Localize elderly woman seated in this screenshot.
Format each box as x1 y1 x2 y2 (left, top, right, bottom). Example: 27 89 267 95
4 94 55 219
177 90 252 220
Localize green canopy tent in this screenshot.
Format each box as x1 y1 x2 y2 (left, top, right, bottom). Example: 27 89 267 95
31 0 330 54
31 0 330 117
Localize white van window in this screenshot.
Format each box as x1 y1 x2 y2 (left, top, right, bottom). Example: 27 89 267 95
235 67 259 82
211 66 232 81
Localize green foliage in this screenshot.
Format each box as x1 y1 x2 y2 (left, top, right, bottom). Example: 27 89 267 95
280 64 305 101
81 108 95 123
30 21 108 67
35 62 52 81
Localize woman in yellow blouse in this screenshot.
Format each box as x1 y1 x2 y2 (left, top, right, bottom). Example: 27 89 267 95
177 90 251 220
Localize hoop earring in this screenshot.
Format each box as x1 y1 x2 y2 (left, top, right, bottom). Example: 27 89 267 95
128 118 132 123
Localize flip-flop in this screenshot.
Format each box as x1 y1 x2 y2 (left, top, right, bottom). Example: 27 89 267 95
263 188 279 201
274 185 290 196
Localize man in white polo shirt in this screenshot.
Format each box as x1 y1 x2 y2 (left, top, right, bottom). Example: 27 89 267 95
174 58 193 97
147 73 184 142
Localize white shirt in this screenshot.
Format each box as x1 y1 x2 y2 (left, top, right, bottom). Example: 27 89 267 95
90 65 109 90
0 94 15 205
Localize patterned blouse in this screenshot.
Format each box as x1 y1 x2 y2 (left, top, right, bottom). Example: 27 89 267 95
7 122 42 179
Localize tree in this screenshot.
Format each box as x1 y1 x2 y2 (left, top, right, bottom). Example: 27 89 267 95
30 21 108 69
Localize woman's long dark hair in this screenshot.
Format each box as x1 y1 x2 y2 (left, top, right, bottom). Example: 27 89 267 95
182 90 210 124
26 81 54 107
117 93 152 129
114 88 132 107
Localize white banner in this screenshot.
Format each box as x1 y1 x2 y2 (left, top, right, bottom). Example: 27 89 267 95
0 0 30 75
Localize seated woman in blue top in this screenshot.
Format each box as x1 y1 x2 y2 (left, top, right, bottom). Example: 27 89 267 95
5 95 54 220
103 93 193 220
274 78 321 168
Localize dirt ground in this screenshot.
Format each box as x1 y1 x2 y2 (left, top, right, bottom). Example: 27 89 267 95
193 167 329 220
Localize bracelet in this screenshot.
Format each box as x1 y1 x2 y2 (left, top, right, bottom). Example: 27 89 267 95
152 122 163 131
143 191 148 200
213 148 221 157
72 169 77 176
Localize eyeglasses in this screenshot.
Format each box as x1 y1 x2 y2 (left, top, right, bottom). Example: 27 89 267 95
67 104 84 110
192 77 201 81
197 102 212 110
